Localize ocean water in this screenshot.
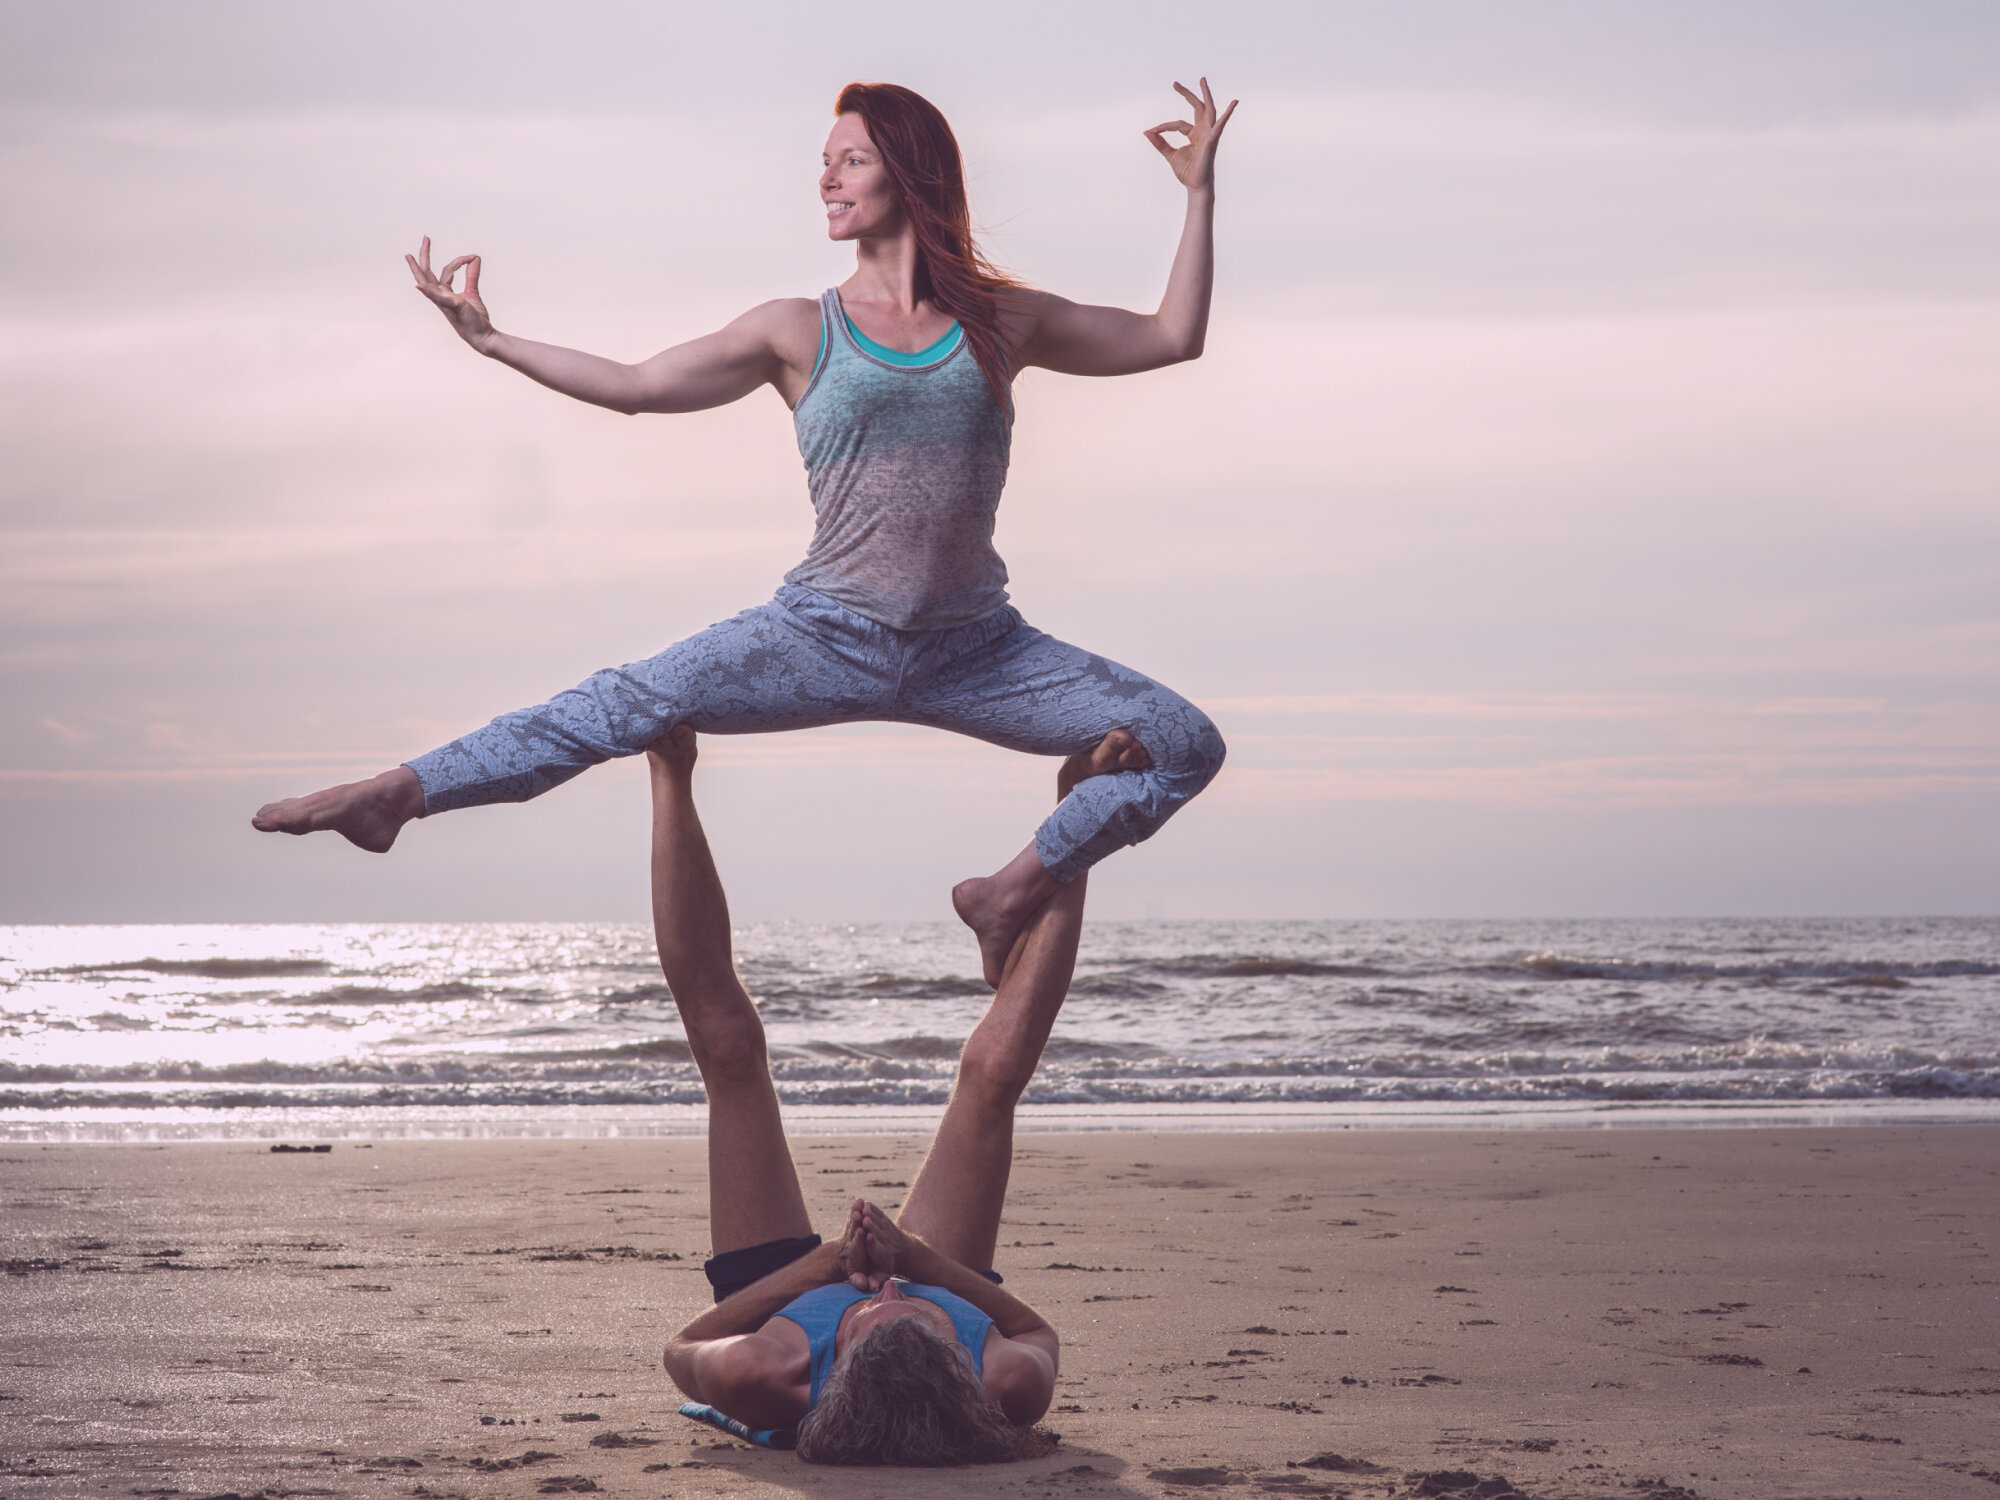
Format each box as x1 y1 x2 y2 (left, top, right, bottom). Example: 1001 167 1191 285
3 918 1998 1138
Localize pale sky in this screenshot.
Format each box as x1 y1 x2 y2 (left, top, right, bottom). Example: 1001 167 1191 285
4 1 1998 922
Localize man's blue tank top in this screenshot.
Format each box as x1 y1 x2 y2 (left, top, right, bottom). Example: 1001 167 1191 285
773 1281 994 1409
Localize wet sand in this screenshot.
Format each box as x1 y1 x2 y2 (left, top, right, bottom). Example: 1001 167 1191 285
3 1127 1997 1499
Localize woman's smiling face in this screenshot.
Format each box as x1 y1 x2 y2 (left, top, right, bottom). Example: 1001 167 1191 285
820 114 900 242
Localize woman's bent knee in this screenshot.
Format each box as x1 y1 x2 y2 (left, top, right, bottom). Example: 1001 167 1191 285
1150 706 1225 804
1188 712 1227 789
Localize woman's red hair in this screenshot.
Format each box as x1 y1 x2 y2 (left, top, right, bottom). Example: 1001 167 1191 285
834 82 1021 407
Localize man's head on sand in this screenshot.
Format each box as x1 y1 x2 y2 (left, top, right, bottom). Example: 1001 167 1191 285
796 1312 1047 1465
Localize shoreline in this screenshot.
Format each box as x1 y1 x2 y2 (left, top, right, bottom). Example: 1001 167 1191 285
7 1096 2000 1142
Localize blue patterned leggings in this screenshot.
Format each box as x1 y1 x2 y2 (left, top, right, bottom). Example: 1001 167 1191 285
406 585 1225 882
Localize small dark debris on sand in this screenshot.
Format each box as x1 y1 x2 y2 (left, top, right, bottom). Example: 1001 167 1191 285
525 1246 684 1263
557 1412 600 1422
1403 1471 1533 1499
463 1451 557 1473
1292 1454 1384 1474
269 1144 332 1154
1149 1466 1236 1487
1695 1353 1762 1367
1631 1482 1704 1500
534 1478 599 1495
586 1432 658 1448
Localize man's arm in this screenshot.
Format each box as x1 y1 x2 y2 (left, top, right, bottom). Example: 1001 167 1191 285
661 1239 847 1402
893 1232 1057 1344
980 1329 1059 1425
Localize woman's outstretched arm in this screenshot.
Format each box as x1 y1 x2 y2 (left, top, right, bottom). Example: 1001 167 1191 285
1011 78 1237 378
406 237 818 413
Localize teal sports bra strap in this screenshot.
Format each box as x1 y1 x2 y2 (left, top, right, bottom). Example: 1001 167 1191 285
842 307 963 367
805 291 961 383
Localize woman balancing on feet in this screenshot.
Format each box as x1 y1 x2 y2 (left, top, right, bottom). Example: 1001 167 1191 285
253 80 1235 981
648 725 1131 1462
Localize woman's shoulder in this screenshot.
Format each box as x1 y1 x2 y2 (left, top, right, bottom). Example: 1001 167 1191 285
991 287 1065 353
727 296 823 348
737 296 826 327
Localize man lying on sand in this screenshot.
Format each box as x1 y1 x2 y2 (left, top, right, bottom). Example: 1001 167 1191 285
644 723 1144 1464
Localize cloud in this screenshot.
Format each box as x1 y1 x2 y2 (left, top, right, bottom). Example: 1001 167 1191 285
39 716 92 747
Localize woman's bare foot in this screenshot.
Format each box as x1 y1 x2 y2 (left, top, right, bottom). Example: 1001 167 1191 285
953 729 1151 987
250 766 425 854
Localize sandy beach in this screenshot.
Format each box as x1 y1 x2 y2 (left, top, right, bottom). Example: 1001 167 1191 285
3 1126 1997 1499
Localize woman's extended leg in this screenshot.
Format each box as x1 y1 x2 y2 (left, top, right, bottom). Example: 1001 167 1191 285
646 725 811 1255
251 586 896 853
892 746 1116 1269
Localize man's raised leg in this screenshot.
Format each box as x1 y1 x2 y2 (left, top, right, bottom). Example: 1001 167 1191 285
902 736 1133 1269
647 726 811 1253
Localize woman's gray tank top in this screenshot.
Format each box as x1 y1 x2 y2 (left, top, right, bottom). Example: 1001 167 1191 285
784 289 1013 631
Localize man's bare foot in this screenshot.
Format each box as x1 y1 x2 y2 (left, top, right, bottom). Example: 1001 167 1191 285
1056 727 1151 801
953 729 1149 987
645 723 697 781
250 766 425 854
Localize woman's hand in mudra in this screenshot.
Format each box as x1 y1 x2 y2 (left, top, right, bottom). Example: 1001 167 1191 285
1143 78 1237 194
406 236 495 350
